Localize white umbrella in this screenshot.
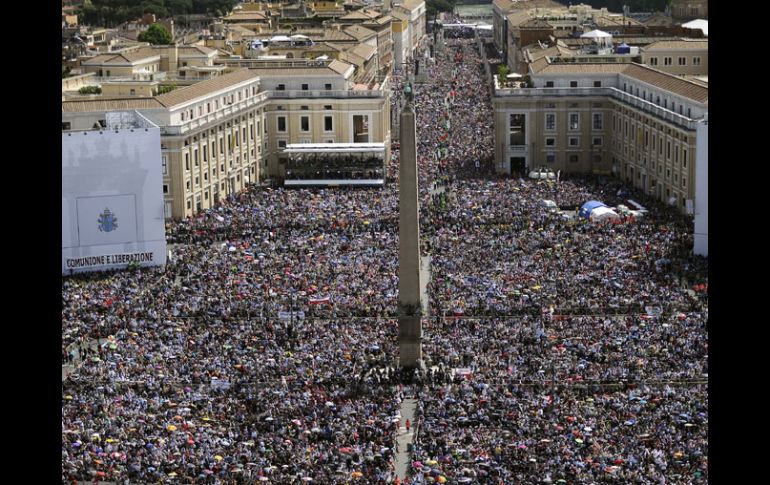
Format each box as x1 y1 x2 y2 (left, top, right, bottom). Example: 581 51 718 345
506 72 523 79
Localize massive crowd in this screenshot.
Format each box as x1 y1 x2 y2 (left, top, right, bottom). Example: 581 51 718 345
62 36 707 484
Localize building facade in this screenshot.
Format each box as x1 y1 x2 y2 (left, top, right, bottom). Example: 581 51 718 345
493 61 708 214
63 61 391 220
640 40 708 76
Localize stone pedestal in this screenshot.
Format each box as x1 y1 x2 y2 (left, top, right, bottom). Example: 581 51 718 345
398 315 422 367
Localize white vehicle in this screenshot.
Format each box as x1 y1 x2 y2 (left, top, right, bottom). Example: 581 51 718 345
529 167 556 180
539 199 558 211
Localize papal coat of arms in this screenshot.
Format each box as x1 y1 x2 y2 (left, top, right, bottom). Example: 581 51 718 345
98 208 118 232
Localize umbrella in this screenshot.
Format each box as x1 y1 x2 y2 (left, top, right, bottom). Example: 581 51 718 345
167 425 177 432
214 455 224 461
351 471 363 478
438 477 447 484
506 73 523 79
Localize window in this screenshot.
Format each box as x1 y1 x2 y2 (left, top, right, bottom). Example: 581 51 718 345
569 113 579 130
277 116 287 132
509 114 526 146
324 115 333 131
324 105 333 110
277 84 286 91
545 137 555 147
301 84 309 91
569 137 579 147
300 106 309 111
592 113 603 130
570 81 578 88
163 184 168 194
667 141 671 159
545 113 556 131
649 57 658 66
593 80 601 87
569 154 579 163
62 122 71 131
185 153 190 171
546 153 555 163
130 89 136 96
678 57 686 66
683 150 688 168
592 137 602 146
545 103 556 108
187 200 191 210
278 140 287 148
664 57 672 66
164 203 172 219
300 116 310 132
545 81 554 87
682 177 687 189
693 57 701 66
186 180 191 190
325 83 332 91
162 156 168 174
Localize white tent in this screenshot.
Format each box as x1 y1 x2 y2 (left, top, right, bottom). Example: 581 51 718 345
506 72 523 79
580 29 612 39
589 206 620 222
682 19 708 37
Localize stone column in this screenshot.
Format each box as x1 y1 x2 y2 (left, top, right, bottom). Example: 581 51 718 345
398 99 423 368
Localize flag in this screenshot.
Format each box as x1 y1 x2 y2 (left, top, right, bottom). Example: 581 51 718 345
309 296 330 305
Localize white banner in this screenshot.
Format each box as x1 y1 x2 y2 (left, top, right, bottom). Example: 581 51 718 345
62 124 166 273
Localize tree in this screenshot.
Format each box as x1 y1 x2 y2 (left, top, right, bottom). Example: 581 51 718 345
138 23 173 45
497 64 509 79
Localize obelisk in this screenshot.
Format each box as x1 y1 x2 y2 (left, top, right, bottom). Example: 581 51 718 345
398 82 423 368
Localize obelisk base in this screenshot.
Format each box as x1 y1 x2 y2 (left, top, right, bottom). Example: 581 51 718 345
398 315 422 368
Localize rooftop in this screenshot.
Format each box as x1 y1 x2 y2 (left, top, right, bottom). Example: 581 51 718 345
155 69 261 107
642 40 708 51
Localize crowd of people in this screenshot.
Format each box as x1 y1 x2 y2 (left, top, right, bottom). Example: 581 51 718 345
404 39 708 485
62 36 708 484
